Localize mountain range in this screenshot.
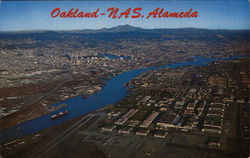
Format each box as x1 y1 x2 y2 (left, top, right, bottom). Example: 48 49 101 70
0 25 248 49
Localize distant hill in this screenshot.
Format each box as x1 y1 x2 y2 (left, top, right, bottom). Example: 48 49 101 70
0 25 143 34
0 25 249 49
80 25 143 33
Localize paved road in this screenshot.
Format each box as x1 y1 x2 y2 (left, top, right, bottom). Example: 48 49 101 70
31 113 104 158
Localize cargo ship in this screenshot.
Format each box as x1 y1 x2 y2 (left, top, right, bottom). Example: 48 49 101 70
51 110 69 119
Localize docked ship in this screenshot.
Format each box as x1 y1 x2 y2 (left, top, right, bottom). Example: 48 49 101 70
51 110 69 119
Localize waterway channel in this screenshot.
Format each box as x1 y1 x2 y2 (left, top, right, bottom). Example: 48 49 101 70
0 55 244 144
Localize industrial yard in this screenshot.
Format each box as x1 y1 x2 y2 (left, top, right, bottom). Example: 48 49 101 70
2 57 248 158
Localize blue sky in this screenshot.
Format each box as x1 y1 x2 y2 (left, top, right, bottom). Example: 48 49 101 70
0 1 249 31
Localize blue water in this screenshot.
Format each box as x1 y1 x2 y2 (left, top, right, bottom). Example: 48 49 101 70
99 54 131 60
0 55 244 144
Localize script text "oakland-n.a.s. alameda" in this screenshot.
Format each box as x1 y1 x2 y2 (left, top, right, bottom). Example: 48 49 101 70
51 8 199 19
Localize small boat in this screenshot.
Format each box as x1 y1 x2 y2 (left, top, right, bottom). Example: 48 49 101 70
51 114 58 119
51 110 69 120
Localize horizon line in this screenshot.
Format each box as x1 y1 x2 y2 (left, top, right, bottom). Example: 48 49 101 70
0 25 250 33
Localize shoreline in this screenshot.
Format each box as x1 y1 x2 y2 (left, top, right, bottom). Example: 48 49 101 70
1 55 247 145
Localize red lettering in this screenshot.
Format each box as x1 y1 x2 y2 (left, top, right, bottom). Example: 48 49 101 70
118 8 131 19
184 9 192 18
146 8 159 19
107 7 119 19
191 11 198 17
50 7 198 19
91 8 100 18
73 8 79 18
168 12 178 18
83 12 91 18
60 11 67 18
77 12 84 18
66 8 74 18
131 8 142 18
179 12 184 18
51 8 60 18
162 11 169 17
158 8 164 18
